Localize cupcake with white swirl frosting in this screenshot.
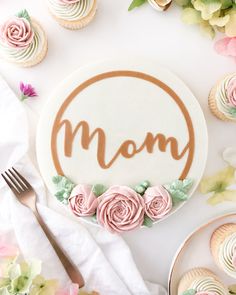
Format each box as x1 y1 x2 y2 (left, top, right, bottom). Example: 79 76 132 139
0 10 47 67
209 73 236 122
211 223 236 279
46 0 97 30
178 268 228 295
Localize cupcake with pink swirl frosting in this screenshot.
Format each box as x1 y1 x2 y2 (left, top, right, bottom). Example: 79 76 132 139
96 186 145 233
46 0 97 30
209 73 236 121
178 268 228 295
0 10 47 67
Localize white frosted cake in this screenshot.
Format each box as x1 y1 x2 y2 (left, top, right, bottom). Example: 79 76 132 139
37 58 208 233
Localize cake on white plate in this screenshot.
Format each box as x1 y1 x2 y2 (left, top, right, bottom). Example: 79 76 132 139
36 58 208 233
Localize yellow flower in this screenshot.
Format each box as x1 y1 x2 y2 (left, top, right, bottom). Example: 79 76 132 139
192 0 222 20
225 10 236 37
209 13 230 27
29 275 58 295
200 166 236 205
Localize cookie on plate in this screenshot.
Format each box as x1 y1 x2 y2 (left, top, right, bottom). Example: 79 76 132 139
0 10 47 67
178 267 228 295
46 0 97 30
208 73 236 122
210 223 236 279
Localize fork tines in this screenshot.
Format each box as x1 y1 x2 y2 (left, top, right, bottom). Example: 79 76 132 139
1 168 31 194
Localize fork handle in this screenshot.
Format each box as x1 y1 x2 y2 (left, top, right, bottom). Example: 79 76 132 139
34 210 85 288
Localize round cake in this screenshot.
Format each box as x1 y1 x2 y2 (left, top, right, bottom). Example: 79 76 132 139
36 58 208 233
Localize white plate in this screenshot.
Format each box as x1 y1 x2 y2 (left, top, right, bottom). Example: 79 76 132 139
36 58 208 227
168 213 236 295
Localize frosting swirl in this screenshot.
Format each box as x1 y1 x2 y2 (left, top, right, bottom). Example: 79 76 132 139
143 185 172 221
218 232 236 278
0 17 34 49
96 186 145 233
215 73 236 121
0 20 45 65
47 0 94 21
189 277 227 295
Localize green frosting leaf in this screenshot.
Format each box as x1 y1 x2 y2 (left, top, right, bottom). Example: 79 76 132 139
128 0 147 11
143 215 153 228
16 9 31 22
164 179 193 205
92 184 107 197
182 290 196 295
52 175 75 204
229 107 236 117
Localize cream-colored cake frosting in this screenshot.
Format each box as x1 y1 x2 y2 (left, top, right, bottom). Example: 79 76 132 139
47 0 95 21
218 232 236 278
189 277 228 295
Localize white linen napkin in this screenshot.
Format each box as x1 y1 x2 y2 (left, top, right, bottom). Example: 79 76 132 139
0 75 167 295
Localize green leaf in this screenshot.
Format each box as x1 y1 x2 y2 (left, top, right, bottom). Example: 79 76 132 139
52 175 63 184
55 190 66 202
182 178 193 192
221 0 233 9
92 214 97 222
182 290 196 295
134 185 146 195
175 0 192 6
16 9 31 22
128 0 147 11
143 215 153 228
92 184 107 197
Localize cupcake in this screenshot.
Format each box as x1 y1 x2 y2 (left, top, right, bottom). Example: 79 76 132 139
46 0 97 30
0 10 47 67
210 223 236 279
209 73 236 122
178 268 228 295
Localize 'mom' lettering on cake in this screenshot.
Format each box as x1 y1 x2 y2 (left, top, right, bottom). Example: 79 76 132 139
54 119 190 169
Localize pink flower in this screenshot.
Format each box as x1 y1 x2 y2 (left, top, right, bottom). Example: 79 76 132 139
0 16 34 49
227 77 236 107
59 0 80 4
97 186 145 233
69 184 98 217
196 293 217 295
0 240 18 257
143 185 172 221
20 82 37 101
56 284 79 295
214 37 236 62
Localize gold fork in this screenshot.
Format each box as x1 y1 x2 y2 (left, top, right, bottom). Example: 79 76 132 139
1 167 85 288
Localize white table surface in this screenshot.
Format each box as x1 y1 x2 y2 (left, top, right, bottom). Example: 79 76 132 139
0 0 236 290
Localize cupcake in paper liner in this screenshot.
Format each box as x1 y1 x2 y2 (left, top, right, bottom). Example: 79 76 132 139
209 73 236 122
0 10 47 67
148 0 172 11
210 223 236 279
178 267 228 295
46 0 97 30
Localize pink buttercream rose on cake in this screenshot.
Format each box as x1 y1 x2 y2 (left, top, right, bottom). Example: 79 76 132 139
69 184 98 217
0 17 34 49
143 185 172 221
97 186 145 233
227 78 236 107
233 251 236 269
